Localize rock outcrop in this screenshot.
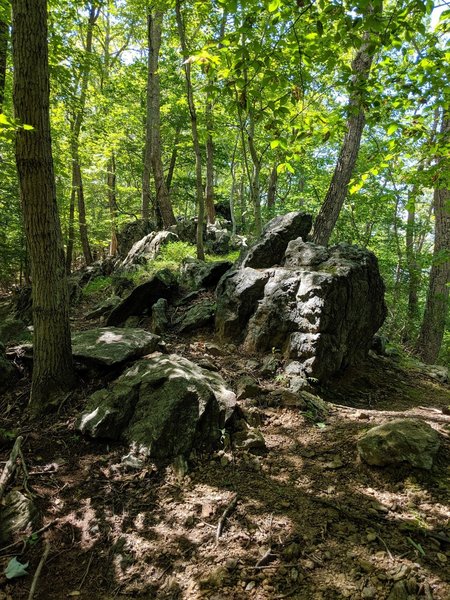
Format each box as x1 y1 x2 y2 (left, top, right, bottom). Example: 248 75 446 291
121 231 178 270
216 213 386 380
357 419 440 470
106 269 177 326
77 353 237 459
72 327 162 368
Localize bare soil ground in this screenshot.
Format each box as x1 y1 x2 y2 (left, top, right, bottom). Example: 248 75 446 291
0 299 449 600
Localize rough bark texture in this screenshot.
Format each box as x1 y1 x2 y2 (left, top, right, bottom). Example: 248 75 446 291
166 125 180 192
107 153 118 256
148 10 176 228
176 0 205 260
65 186 76 273
416 110 450 363
311 3 382 246
0 9 8 112
12 0 74 414
267 164 278 214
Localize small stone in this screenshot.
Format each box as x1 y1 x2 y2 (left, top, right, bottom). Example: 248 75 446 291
387 581 409 600
436 552 447 564
245 581 256 591
323 457 344 469
359 559 374 573
361 585 377 599
366 532 377 542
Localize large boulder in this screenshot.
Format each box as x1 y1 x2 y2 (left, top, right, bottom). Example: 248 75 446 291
106 269 177 326
241 211 312 269
72 327 161 368
357 419 441 470
176 300 216 333
116 219 155 257
180 259 233 291
121 231 178 270
77 354 237 459
216 237 386 381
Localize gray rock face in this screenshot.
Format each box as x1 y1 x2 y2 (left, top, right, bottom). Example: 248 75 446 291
176 300 216 333
151 298 169 335
216 239 386 381
121 230 178 270
241 212 312 269
116 219 155 257
107 269 177 326
180 259 233 290
77 354 237 459
72 327 161 368
357 419 441 470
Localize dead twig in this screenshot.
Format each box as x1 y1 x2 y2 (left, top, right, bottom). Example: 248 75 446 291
27 539 50 600
79 551 94 590
216 494 238 544
0 435 23 502
18 446 35 498
255 546 274 567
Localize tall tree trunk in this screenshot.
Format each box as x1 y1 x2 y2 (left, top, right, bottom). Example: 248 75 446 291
166 125 181 192
205 91 216 224
68 2 99 268
176 0 205 260
0 3 9 113
247 108 262 236
267 163 278 215
311 2 382 246
12 0 74 415
405 187 420 330
416 109 450 363
65 185 76 273
148 10 176 228
107 152 118 256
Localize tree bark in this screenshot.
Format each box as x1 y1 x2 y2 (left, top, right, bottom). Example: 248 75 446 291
175 0 205 260
166 125 181 192
12 0 74 415
107 152 118 256
416 109 450 363
267 163 278 215
0 3 9 113
205 91 216 224
147 10 176 228
65 185 75 273
311 2 382 246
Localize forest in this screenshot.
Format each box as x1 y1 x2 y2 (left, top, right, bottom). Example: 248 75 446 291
0 0 449 599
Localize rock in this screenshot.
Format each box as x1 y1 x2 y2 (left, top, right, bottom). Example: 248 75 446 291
180 259 233 290
205 342 224 356
205 223 232 254
216 267 271 342
216 240 387 381
0 491 38 544
116 219 155 257
176 300 216 333
371 333 388 355
268 388 306 408
361 585 377 599
85 295 121 320
260 354 281 377
151 298 169 335
241 211 312 269
77 354 237 459
106 269 177 326
234 427 268 455
121 230 178 270
72 327 161 368
173 217 206 244
387 581 409 600
416 363 448 384
236 375 263 400
357 419 440 470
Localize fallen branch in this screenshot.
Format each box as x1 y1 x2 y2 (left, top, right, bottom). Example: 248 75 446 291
79 551 94 590
216 494 238 544
0 436 24 502
255 546 274 568
27 539 50 600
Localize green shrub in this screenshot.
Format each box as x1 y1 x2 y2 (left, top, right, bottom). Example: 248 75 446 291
82 276 113 296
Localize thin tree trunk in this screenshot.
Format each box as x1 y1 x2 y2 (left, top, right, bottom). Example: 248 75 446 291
148 10 176 228
312 2 382 246
12 0 74 415
107 152 118 256
205 91 216 224
166 125 181 192
416 109 450 363
247 109 262 236
65 185 76 273
68 2 99 267
267 163 278 215
175 0 205 260
0 4 9 113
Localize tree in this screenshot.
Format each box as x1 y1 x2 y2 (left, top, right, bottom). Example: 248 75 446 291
312 1 383 246
176 0 205 260
12 0 74 414
416 107 450 363
0 0 9 113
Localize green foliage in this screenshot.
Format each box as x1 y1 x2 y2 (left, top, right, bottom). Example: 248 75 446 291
82 276 113 296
